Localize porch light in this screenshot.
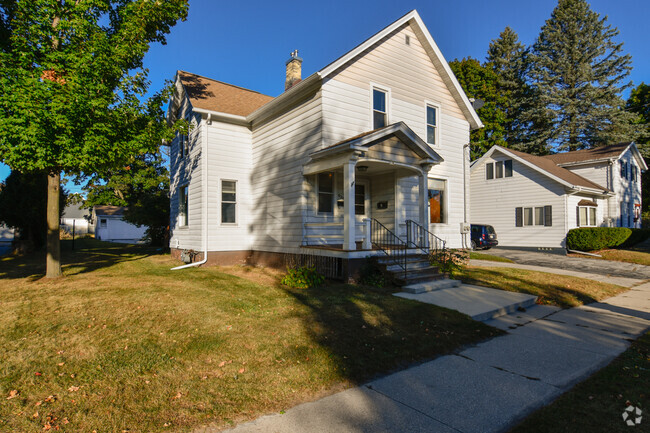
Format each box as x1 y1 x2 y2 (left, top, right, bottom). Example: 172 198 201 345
356 165 368 172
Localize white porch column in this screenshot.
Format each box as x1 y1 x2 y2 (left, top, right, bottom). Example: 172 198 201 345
362 218 372 250
343 160 356 250
419 167 431 248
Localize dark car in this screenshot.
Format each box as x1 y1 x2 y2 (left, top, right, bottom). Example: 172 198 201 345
470 224 498 250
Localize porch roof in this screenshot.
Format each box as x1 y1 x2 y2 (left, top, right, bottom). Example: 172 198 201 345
309 122 443 164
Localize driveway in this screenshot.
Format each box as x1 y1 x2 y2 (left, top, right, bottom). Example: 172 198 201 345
484 248 650 280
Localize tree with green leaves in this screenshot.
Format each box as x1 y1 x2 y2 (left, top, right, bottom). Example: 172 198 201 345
0 1 188 277
0 171 66 251
84 148 170 247
486 27 530 150
525 0 636 152
449 57 507 160
626 83 650 217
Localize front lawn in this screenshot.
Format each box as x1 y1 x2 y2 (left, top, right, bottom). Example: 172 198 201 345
469 252 514 263
568 248 650 266
0 239 500 432
511 332 649 432
454 266 627 308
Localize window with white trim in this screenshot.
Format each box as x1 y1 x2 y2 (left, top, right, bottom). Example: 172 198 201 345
372 88 387 129
178 185 188 227
426 104 438 145
317 172 334 214
486 160 513 180
100 218 107 228
428 178 447 224
221 180 236 224
515 206 552 227
577 205 597 227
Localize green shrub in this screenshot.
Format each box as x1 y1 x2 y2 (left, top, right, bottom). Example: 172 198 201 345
281 266 324 289
566 227 631 251
429 249 469 275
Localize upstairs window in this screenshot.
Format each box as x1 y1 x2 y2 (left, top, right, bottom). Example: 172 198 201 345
221 180 237 224
372 88 387 129
178 132 189 158
317 172 334 214
486 160 513 180
620 161 627 179
426 105 438 145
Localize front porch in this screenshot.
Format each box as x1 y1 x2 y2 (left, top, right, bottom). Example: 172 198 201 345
301 122 446 254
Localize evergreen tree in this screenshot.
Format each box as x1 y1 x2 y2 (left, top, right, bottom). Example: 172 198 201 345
626 83 650 216
486 27 530 149
449 57 507 160
526 0 636 152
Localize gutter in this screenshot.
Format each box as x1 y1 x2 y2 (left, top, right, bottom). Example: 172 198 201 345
171 113 211 270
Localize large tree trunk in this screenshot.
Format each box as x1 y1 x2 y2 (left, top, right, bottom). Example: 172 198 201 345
46 172 62 278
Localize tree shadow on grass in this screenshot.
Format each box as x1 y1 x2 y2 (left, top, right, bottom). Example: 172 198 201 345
0 238 158 281
282 282 502 385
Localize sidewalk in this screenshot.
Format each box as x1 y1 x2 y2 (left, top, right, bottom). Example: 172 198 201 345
206 281 650 433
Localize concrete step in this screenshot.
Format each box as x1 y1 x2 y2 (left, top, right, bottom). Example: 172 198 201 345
393 269 445 286
402 278 461 294
386 260 432 272
395 284 538 321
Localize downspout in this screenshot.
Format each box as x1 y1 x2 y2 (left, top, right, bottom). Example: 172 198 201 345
171 113 210 270
462 143 470 249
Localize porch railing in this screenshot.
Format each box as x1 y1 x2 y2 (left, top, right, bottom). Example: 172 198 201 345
405 219 447 260
370 218 408 279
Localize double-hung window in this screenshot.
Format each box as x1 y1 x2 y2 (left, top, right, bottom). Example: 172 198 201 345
426 104 438 145
372 88 387 129
486 160 513 180
179 185 188 227
577 206 597 227
221 180 236 224
317 172 334 214
515 206 552 227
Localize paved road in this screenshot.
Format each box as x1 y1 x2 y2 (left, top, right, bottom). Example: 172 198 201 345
198 282 650 433
482 248 650 280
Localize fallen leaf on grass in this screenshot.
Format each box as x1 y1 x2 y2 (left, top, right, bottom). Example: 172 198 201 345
238 368 245 374
172 392 182 400
6 390 18 399
68 386 79 392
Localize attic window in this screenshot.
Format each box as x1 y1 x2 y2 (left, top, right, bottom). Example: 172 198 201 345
405 35 410 45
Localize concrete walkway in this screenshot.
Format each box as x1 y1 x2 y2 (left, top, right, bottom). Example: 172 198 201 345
210 281 650 433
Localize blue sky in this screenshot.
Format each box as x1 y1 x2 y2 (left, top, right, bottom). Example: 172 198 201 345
2 0 648 191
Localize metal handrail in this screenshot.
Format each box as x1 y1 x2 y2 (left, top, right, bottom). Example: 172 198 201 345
370 218 408 279
405 219 446 257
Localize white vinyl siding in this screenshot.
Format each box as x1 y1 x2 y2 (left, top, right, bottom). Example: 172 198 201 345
471 150 567 248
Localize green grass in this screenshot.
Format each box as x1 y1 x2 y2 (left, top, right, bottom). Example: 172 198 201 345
454 266 628 308
0 239 501 432
511 332 649 432
469 252 514 263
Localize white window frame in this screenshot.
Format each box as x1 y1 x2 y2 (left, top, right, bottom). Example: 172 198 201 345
424 101 441 146
428 177 448 225
316 172 335 215
370 83 390 130
577 206 597 227
178 185 189 227
220 179 237 225
100 218 107 228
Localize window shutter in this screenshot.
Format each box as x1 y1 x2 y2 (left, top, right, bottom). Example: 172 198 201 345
576 207 580 227
515 207 523 227
544 205 552 226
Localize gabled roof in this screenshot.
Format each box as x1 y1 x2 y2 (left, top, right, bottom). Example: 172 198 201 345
94 205 126 217
542 143 647 170
177 71 274 117
315 10 482 130
309 122 443 164
472 145 611 195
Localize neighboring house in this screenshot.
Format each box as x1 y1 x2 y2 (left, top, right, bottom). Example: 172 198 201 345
470 143 646 250
92 205 147 244
168 10 483 278
61 203 92 236
0 222 14 255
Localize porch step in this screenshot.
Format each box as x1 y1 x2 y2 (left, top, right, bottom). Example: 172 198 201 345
402 278 461 294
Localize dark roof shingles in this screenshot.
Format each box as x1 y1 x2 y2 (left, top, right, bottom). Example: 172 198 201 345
542 143 631 165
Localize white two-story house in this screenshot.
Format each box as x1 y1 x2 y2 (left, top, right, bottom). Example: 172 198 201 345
470 143 646 251
168 10 482 278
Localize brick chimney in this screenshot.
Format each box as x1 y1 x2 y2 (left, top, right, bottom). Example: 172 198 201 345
285 50 302 91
